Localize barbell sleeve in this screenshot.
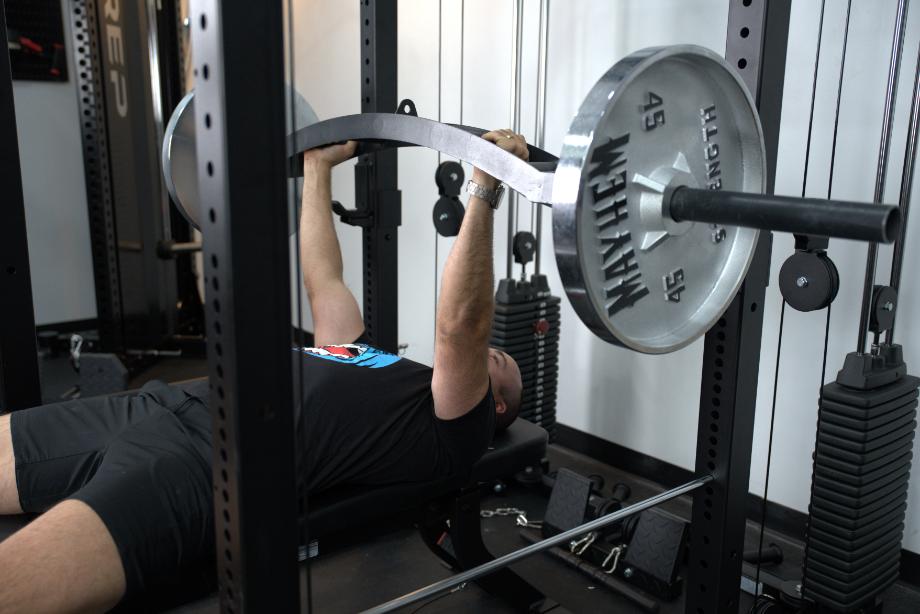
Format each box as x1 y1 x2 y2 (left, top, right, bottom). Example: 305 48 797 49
668 187 901 244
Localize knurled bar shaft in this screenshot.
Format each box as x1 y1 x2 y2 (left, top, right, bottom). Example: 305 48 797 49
669 187 900 244
361 475 712 614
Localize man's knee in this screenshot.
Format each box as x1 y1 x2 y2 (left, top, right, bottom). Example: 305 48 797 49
0 499 127 614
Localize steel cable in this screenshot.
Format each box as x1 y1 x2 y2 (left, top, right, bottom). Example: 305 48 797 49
857 0 911 353
752 301 785 608
750 2 829 608
434 0 442 338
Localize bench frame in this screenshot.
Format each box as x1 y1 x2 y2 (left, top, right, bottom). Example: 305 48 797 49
419 486 555 612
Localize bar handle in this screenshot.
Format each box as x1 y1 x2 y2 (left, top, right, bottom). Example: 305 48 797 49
668 187 901 244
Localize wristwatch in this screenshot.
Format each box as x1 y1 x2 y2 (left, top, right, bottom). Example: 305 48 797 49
467 179 505 210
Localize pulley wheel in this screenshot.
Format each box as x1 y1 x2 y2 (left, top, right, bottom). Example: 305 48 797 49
779 252 839 312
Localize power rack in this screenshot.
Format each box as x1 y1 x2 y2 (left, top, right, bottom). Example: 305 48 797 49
189 0 792 612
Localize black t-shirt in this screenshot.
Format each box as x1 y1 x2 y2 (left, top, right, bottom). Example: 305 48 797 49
292 342 495 494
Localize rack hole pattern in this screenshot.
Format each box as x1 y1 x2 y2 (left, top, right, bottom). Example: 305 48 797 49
69 0 122 348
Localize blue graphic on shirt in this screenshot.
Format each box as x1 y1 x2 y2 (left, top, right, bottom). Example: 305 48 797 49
295 343 401 368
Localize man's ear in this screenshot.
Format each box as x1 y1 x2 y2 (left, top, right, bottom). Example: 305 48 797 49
495 398 507 414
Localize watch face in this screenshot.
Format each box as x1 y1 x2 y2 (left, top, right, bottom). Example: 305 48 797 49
491 185 505 209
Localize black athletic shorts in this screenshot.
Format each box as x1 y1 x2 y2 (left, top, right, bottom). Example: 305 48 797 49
11 380 214 599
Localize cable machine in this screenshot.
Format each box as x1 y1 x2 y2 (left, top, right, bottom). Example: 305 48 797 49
490 0 562 442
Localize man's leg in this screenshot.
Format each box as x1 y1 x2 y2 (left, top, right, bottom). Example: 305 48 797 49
301 148 365 346
0 499 125 613
0 387 214 611
0 398 140 613
0 415 22 514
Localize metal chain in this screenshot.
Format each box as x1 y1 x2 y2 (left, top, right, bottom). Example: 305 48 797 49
479 507 526 518
480 507 544 529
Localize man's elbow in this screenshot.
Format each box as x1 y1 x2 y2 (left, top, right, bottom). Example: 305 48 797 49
436 313 492 345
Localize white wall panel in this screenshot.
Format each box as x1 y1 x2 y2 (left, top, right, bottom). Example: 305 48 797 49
14 0 96 326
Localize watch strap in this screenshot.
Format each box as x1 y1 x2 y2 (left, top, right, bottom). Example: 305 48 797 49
467 179 505 210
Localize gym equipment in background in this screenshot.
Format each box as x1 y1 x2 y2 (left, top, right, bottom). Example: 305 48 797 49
5 0 68 81
797 8 920 605
492 272 560 441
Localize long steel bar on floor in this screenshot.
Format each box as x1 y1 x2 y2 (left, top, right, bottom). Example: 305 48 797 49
362 475 712 614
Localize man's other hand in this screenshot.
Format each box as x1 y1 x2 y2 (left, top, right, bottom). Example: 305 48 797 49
472 129 529 190
303 141 358 170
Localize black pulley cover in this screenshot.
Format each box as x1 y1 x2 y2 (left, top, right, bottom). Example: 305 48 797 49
433 196 464 237
513 231 537 265
870 285 897 333
779 251 839 312
435 161 464 196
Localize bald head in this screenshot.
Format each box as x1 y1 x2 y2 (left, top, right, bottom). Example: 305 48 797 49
487 348 522 432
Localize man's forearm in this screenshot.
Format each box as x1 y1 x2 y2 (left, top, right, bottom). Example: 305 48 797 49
299 160 344 296
436 195 495 339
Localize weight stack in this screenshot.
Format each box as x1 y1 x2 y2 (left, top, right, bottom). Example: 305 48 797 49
491 274 560 441
802 373 920 611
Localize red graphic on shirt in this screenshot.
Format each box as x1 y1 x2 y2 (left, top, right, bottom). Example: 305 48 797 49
295 343 400 368
320 345 363 359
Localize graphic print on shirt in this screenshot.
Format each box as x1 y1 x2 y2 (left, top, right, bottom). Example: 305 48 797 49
295 343 401 368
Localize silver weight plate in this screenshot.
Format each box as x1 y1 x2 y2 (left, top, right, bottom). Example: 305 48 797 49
553 45 765 354
162 87 318 230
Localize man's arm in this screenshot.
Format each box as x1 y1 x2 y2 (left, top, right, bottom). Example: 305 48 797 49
432 130 529 420
300 143 366 346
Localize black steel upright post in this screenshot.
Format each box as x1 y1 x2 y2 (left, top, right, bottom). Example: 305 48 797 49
191 0 300 612
68 0 183 352
356 0 401 352
97 0 179 349
69 0 124 350
685 1 790 612
0 1 42 411
152 0 205 340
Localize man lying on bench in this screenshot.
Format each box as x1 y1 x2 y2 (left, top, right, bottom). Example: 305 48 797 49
0 129 529 613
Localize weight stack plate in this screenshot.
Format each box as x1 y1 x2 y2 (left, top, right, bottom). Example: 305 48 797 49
802 374 920 612
492 275 560 442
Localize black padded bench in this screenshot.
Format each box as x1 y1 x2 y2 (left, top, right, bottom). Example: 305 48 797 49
308 417 548 535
